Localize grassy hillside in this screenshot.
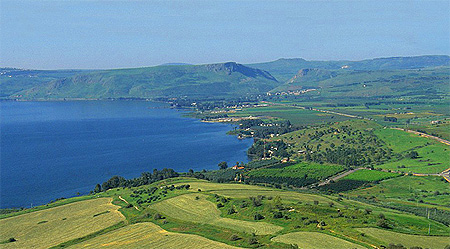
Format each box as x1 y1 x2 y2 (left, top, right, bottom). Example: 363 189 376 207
272 67 450 98
16 62 279 100
249 55 450 82
1 178 449 249
272 231 365 249
0 198 124 249
0 68 87 98
73 222 241 249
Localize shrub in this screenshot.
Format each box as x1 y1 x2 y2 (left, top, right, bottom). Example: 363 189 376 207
254 213 264 220
248 237 258 245
217 203 224 208
273 211 283 219
153 213 164 220
8 238 16 243
230 234 241 241
376 218 391 229
227 208 236 215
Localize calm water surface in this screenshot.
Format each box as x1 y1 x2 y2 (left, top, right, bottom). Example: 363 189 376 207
0 101 252 208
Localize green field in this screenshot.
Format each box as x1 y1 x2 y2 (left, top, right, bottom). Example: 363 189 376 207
348 175 450 207
2 178 450 248
231 105 350 125
410 122 450 141
375 128 432 153
341 169 400 182
0 198 124 249
376 143 449 174
357 228 450 248
272 231 365 249
73 222 241 249
248 162 344 180
151 194 283 235
179 180 339 205
375 128 449 174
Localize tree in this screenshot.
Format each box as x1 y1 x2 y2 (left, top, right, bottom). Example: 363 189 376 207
94 184 102 193
406 151 419 159
188 169 194 175
218 161 228 170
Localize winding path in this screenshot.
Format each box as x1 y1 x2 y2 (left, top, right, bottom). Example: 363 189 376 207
118 195 140 211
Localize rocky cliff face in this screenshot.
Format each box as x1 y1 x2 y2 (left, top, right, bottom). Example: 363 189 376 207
201 62 277 81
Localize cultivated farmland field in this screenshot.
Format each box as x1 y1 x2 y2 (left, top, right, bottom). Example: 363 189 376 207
151 194 283 235
179 180 339 205
73 222 241 249
341 169 400 182
271 231 365 249
248 162 345 181
0 198 124 249
357 228 450 248
230 105 350 125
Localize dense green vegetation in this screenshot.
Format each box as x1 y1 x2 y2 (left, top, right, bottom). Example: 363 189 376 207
247 162 345 188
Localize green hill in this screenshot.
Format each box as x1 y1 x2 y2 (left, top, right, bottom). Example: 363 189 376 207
4 55 450 100
0 68 88 98
248 55 450 82
273 67 450 97
15 62 279 100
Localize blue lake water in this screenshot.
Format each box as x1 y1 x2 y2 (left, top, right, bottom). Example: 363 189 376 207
0 101 252 208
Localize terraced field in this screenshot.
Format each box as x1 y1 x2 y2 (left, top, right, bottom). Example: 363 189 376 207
0 198 124 249
151 194 283 235
73 222 241 249
357 228 450 248
272 231 365 249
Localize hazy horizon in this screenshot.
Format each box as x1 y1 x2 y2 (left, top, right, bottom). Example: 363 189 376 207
1 0 449 70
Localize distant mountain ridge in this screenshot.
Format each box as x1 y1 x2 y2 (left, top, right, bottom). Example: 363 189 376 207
14 62 278 100
248 55 450 82
2 55 449 100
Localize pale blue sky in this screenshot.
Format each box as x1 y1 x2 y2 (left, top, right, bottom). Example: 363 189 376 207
1 0 449 69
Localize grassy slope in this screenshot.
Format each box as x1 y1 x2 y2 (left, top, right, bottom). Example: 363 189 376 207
357 228 450 249
348 175 450 207
0 198 124 249
151 193 283 235
248 55 450 83
1 178 449 248
375 128 449 173
230 105 350 125
272 231 365 249
341 169 400 182
73 222 241 249
17 63 280 99
0 69 87 98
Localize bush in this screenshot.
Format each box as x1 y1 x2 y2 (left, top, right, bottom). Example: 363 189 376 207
376 218 391 229
8 238 16 243
227 208 236 215
230 234 241 241
217 203 224 208
254 213 264 220
273 211 283 219
153 213 164 220
248 237 258 245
